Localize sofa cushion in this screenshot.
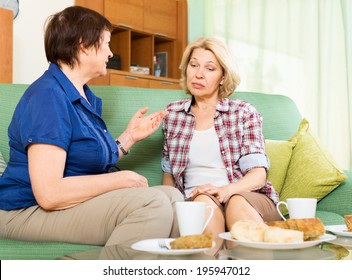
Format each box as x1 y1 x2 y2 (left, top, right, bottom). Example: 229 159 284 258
0 238 100 260
279 119 347 216
315 210 345 226
265 140 294 194
0 151 6 176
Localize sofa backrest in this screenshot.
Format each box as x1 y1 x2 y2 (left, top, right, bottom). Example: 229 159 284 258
0 84 302 187
0 84 29 162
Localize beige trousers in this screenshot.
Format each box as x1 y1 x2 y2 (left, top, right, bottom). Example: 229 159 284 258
0 185 184 246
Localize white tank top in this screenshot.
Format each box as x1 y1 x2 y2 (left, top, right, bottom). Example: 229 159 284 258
183 126 230 198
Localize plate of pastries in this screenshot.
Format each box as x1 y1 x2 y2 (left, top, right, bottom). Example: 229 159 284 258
219 218 336 250
131 233 215 255
325 214 352 237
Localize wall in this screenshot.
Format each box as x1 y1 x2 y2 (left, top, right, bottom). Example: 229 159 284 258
187 0 204 43
13 0 74 84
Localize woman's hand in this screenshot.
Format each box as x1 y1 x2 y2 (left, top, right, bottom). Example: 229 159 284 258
117 107 169 152
116 170 149 188
189 168 267 204
190 184 232 204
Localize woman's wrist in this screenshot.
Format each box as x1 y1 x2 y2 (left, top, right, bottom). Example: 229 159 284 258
115 139 129 155
116 132 134 156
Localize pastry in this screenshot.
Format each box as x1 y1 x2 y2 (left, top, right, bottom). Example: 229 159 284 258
230 220 269 242
266 218 325 241
169 233 213 249
344 215 352 232
231 220 304 243
263 226 304 243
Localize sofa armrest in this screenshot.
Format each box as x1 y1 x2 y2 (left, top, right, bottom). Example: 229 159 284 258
317 170 352 218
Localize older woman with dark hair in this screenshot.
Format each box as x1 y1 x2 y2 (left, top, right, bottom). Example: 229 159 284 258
0 6 183 246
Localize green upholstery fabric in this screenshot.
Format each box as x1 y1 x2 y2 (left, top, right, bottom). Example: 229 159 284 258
0 239 100 260
234 91 302 141
0 84 351 259
315 211 345 225
0 151 6 176
317 170 352 218
265 140 295 194
0 84 28 163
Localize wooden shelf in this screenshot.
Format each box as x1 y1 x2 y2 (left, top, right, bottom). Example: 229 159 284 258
75 0 187 89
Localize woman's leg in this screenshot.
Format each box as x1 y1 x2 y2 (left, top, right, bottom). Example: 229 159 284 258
192 194 225 255
193 194 225 235
0 187 174 246
152 185 184 237
225 192 281 231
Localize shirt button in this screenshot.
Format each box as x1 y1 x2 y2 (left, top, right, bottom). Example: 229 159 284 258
104 129 107 133
28 138 32 143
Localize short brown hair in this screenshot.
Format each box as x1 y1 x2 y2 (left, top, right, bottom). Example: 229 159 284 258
179 37 241 99
44 6 113 68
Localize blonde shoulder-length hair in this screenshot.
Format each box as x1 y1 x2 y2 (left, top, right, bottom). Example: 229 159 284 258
179 37 241 99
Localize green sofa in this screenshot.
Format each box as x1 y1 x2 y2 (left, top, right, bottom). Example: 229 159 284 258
1 84 351 259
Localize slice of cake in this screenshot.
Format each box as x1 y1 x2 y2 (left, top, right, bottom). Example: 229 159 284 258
263 226 304 243
344 215 352 232
169 233 213 249
230 220 269 242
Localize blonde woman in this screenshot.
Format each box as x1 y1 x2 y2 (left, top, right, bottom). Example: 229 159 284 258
162 37 281 239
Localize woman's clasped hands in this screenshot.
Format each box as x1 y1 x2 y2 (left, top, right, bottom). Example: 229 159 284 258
189 184 232 204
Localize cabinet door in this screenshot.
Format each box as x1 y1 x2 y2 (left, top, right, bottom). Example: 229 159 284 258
144 0 177 38
149 80 181 89
110 73 150 88
0 9 13 83
104 0 144 31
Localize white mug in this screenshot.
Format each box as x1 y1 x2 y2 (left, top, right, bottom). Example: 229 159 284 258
276 198 317 220
175 201 214 236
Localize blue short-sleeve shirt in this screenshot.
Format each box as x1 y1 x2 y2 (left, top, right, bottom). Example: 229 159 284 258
0 63 119 210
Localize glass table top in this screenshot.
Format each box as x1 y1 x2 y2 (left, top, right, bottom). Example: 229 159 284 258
59 236 351 260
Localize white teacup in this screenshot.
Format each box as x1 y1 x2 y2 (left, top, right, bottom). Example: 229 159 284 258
276 198 317 220
175 201 214 236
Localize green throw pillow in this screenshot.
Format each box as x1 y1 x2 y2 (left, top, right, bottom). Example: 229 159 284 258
0 151 7 176
279 118 347 216
265 140 295 194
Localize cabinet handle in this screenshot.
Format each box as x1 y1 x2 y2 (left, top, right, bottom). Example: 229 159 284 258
125 76 139 80
155 33 168 38
161 81 174 85
117 23 133 29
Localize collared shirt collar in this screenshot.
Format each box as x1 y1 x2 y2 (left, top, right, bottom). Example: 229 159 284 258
177 97 232 113
48 63 102 116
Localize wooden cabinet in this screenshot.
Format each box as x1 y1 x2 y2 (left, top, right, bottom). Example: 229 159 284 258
75 0 187 89
104 0 144 31
0 8 13 83
89 70 181 89
144 0 177 38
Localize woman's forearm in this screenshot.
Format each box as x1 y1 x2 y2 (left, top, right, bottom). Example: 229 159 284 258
28 144 148 211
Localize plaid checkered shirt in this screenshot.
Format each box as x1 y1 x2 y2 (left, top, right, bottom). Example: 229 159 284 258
161 97 279 204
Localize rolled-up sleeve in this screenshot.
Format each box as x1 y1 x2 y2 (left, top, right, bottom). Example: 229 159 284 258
161 156 171 173
239 153 270 174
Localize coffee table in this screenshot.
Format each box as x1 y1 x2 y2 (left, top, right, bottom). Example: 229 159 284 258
59 237 351 260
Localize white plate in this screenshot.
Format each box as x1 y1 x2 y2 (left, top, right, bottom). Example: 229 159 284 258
325 225 352 237
218 232 336 250
131 238 215 255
